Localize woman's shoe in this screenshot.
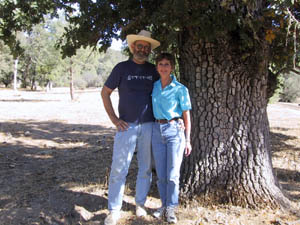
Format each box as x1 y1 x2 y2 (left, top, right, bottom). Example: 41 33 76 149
166 208 177 224
153 207 165 219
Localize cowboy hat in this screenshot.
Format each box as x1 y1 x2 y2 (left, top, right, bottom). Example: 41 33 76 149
127 30 160 53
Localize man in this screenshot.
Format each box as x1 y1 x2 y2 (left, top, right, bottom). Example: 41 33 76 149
101 30 160 225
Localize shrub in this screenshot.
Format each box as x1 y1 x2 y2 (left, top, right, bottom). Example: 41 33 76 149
279 72 300 102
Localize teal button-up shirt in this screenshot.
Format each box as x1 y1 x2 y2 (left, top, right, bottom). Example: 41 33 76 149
152 75 192 120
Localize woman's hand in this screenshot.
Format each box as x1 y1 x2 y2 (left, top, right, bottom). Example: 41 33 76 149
185 141 192 156
178 118 185 131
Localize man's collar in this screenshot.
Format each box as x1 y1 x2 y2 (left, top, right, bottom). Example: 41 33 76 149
131 58 147 65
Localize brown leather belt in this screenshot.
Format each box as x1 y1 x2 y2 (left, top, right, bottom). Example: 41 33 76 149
155 118 180 124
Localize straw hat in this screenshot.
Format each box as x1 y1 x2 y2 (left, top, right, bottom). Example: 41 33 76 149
126 30 160 53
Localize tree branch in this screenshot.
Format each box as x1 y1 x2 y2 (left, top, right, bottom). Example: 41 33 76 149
286 8 299 69
287 8 300 27
291 66 300 76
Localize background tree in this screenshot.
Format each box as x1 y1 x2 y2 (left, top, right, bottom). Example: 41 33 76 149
0 41 14 87
15 19 61 89
97 48 128 86
0 12 126 91
280 71 300 102
1 0 299 211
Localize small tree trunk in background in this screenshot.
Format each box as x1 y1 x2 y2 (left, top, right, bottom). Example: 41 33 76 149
69 59 74 101
178 36 291 209
13 58 18 91
31 77 36 91
46 81 52 92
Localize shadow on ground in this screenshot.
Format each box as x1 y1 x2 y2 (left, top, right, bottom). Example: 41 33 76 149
0 121 299 224
270 130 300 201
0 120 152 224
270 129 300 153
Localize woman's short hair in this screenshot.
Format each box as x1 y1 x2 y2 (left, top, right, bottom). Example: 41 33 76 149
155 53 175 68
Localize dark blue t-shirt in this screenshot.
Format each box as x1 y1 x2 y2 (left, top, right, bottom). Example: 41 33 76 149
104 59 159 123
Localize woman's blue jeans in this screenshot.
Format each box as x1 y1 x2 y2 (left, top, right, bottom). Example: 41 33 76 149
152 121 185 208
107 122 153 212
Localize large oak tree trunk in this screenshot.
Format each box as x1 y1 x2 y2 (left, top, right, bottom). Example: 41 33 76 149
178 36 290 209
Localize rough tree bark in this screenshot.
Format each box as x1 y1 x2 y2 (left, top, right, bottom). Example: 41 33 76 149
178 35 290 209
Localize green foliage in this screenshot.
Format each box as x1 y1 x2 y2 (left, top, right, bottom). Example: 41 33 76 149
97 49 127 85
0 0 299 82
14 19 62 89
80 70 102 88
0 0 59 58
279 72 300 102
0 14 127 89
268 72 283 103
0 40 14 87
265 2 300 76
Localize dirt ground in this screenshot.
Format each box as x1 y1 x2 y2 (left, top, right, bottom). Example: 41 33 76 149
0 88 299 225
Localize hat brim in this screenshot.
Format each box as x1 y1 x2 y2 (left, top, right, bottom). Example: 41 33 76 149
127 34 160 53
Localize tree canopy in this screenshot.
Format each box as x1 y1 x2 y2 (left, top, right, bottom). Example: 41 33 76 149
0 15 126 89
1 0 299 74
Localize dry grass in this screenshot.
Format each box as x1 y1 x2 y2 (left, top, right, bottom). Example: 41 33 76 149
0 89 299 225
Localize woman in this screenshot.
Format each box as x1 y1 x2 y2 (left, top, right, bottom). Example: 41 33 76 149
151 53 192 223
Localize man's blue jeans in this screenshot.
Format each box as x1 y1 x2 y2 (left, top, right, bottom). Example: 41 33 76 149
152 121 185 208
107 122 153 212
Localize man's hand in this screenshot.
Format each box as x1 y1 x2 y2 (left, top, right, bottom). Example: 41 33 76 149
101 86 129 131
113 118 129 131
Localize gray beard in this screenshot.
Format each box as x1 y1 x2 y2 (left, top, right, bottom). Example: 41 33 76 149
133 52 149 62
